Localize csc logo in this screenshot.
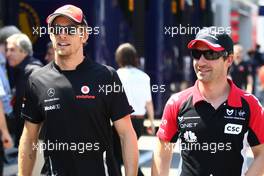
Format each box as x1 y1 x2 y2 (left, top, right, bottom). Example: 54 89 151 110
224 123 242 135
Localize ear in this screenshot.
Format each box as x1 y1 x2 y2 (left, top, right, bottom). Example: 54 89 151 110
226 54 234 67
81 32 89 44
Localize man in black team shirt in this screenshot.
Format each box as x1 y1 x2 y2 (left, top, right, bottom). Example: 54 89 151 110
152 27 264 176
18 4 138 176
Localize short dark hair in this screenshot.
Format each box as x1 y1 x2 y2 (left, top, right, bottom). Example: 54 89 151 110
115 43 139 67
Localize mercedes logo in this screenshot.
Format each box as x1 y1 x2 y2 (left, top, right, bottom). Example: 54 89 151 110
47 88 55 97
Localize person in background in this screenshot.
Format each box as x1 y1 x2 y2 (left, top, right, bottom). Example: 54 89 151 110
256 65 264 106
114 43 155 176
0 25 19 176
0 26 21 136
44 41 54 63
6 33 43 147
255 44 264 67
229 44 253 93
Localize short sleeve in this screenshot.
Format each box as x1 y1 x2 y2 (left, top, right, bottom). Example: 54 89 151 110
21 78 43 123
143 76 152 102
157 94 179 142
247 95 264 146
109 70 134 122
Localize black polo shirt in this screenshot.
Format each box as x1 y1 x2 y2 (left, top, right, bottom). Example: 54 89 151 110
157 79 264 176
21 58 133 176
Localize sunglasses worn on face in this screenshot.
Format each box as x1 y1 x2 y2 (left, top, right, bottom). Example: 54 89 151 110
49 24 80 35
190 49 228 60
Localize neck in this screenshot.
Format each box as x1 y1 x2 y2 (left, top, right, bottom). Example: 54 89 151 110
55 52 84 70
198 78 230 105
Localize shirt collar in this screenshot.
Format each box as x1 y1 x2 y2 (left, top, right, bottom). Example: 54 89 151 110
192 79 242 107
52 57 93 72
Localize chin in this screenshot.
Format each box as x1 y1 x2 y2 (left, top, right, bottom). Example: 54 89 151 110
197 76 211 83
8 62 15 67
57 51 69 57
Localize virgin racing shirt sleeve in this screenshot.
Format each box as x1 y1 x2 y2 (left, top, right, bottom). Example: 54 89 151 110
108 68 134 122
21 78 43 124
246 94 264 146
157 93 181 142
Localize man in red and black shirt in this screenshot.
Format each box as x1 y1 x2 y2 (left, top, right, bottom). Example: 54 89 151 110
152 27 264 176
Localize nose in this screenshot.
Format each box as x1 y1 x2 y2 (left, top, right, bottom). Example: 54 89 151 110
58 32 67 39
194 54 207 67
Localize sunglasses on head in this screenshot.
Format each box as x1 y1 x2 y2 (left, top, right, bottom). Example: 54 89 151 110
190 49 228 60
49 24 80 35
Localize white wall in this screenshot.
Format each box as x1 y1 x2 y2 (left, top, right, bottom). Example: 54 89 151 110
257 17 264 52
257 0 264 52
211 0 231 28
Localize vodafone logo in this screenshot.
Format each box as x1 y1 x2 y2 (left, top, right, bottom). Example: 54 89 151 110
81 86 90 94
77 85 95 99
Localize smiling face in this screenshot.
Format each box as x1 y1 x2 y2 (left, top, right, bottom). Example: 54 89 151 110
192 42 232 84
49 16 88 60
6 41 27 67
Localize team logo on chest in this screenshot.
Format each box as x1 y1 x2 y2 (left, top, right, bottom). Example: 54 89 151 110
47 88 55 97
178 116 184 122
81 86 90 94
44 88 61 111
183 131 197 142
224 108 247 121
226 109 234 116
76 85 96 99
44 88 60 103
238 110 246 117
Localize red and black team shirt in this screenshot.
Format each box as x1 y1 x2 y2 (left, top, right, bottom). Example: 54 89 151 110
21 58 133 176
157 79 264 176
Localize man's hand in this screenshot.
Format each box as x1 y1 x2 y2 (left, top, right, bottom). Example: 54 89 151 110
146 122 155 135
146 101 155 135
1 130 13 149
152 139 173 176
246 144 264 176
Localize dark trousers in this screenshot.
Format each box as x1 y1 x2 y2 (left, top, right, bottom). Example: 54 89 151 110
0 132 4 176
